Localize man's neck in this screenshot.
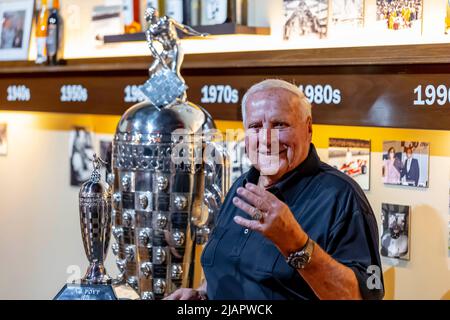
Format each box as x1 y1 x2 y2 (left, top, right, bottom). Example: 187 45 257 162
257 175 278 189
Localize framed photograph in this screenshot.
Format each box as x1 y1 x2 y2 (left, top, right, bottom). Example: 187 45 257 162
375 0 422 35
0 123 7 156
283 0 329 41
381 203 411 261
331 0 364 29
0 0 35 61
446 0 450 34
382 140 429 188
69 127 95 187
99 139 112 181
328 138 370 191
91 5 123 42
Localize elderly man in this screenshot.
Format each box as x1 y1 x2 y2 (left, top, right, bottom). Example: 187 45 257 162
167 79 384 300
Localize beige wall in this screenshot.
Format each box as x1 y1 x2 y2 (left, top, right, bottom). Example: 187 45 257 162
0 112 449 299
0 113 119 299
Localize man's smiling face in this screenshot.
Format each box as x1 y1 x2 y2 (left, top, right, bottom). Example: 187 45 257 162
244 88 312 180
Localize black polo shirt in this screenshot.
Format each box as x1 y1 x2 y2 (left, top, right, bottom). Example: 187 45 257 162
201 143 384 300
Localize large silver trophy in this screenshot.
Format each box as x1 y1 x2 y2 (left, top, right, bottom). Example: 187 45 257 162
111 8 230 299
55 155 116 300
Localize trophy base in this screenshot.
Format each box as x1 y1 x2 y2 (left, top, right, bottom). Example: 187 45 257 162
54 282 140 300
54 283 117 300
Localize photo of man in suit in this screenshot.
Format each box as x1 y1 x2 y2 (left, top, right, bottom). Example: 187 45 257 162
401 146 420 187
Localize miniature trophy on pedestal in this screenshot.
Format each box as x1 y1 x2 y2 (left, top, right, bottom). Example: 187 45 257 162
55 155 116 300
111 7 230 299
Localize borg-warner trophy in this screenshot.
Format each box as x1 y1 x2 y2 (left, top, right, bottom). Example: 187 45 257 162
111 7 230 299
55 155 116 300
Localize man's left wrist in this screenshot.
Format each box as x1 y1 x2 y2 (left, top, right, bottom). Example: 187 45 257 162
280 229 308 257
286 236 315 270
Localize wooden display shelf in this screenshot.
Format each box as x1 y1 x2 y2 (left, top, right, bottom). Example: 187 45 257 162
103 23 271 43
2 43 450 75
1 44 450 130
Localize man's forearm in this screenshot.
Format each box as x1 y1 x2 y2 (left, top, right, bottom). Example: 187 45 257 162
298 244 362 300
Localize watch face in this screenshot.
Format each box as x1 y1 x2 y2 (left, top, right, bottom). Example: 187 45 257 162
290 255 309 269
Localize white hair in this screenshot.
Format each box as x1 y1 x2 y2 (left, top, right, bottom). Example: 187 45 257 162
241 79 312 122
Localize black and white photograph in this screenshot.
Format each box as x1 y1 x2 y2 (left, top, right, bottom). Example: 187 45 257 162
99 139 113 182
375 0 422 35
0 0 34 61
331 0 364 29
0 123 7 156
283 0 329 40
69 127 95 187
328 138 370 191
382 140 429 188
381 203 411 261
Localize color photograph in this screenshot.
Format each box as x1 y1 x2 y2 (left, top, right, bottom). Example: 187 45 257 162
381 203 411 260
0 0 34 61
283 0 329 40
375 0 422 35
382 140 429 188
328 138 370 191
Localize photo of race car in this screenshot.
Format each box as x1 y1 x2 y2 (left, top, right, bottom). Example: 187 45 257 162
328 138 371 191
337 159 368 177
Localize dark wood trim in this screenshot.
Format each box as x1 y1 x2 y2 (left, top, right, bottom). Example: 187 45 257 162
1 43 450 130
2 43 450 75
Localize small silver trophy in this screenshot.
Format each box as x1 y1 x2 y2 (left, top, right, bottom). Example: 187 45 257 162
55 155 116 300
79 155 112 285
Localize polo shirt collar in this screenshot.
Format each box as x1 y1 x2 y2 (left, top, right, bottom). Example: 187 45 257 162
242 143 321 198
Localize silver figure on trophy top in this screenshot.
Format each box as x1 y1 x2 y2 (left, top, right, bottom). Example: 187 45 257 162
140 7 207 107
111 7 230 300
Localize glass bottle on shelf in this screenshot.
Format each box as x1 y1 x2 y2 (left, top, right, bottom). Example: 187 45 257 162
200 0 236 26
123 0 142 33
47 0 64 65
237 0 247 26
165 0 183 22
35 0 49 64
183 0 195 25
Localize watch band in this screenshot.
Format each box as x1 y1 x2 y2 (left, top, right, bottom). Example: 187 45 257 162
286 236 315 269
